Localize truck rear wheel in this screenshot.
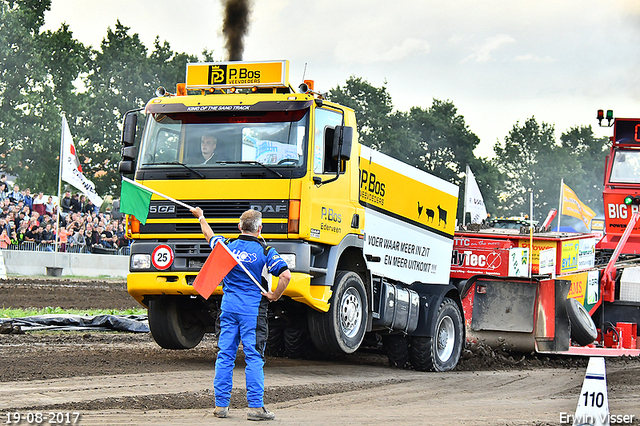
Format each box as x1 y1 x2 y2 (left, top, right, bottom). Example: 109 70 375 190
410 297 463 372
308 271 367 354
383 334 410 369
566 298 597 346
148 296 205 349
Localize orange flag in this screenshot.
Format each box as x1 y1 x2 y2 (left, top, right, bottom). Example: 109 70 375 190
193 240 239 299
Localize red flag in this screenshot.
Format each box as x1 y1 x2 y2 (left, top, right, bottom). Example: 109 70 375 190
193 241 239 299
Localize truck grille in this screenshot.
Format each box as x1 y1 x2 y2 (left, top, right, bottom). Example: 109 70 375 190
175 201 251 219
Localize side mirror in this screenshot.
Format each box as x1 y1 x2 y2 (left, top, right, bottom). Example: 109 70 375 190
119 160 135 174
332 125 353 160
122 112 138 147
122 146 137 161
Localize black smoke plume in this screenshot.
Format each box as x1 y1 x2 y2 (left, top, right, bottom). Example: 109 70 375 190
223 0 251 61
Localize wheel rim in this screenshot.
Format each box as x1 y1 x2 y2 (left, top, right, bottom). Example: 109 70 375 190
436 316 455 362
340 287 362 338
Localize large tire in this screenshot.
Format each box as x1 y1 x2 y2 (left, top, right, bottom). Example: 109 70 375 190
383 334 410 369
265 318 286 357
566 298 597 346
283 322 310 358
410 298 463 372
308 271 368 354
148 297 205 349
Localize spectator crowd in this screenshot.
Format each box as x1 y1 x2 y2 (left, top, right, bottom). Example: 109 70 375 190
0 175 128 254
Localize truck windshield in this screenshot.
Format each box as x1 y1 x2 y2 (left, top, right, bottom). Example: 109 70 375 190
139 109 308 170
610 149 640 184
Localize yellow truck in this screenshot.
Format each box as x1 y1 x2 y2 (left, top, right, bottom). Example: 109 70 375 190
120 60 463 371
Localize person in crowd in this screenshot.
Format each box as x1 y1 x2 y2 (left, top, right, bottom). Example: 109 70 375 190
32 192 45 216
0 218 10 236
8 185 22 204
68 228 87 250
100 223 117 248
45 196 56 216
70 193 82 213
60 191 72 217
83 199 95 215
89 225 103 251
58 223 73 252
10 230 20 246
0 183 8 202
116 222 128 248
40 223 56 245
0 176 8 197
23 188 33 211
0 229 10 249
23 224 36 242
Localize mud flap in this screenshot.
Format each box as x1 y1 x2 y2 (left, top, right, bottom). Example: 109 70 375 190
471 279 537 333
467 277 571 353
535 279 571 352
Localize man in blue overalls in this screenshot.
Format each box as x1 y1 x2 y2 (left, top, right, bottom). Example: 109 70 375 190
191 207 291 421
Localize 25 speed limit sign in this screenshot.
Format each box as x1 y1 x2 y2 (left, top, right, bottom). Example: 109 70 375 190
152 245 174 270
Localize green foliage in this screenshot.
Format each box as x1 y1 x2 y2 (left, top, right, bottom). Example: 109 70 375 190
492 117 607 226
0 5 201 196
330 77 499 221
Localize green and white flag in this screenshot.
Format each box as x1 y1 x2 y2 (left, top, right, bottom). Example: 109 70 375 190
120 178 153 224
119 177 195 225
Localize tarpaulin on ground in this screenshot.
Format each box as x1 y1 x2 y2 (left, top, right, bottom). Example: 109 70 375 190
0 314 149 333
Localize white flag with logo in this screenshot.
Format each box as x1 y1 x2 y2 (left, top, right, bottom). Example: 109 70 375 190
60 115 103 207
465 166 487 224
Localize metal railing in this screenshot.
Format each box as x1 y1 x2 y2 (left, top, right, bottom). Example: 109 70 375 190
5 241 130 255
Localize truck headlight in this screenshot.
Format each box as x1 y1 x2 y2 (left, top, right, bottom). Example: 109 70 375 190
131 254 151 269
280 254 296 270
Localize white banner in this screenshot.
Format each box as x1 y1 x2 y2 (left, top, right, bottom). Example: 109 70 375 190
465 166 487 224
60 116 103 207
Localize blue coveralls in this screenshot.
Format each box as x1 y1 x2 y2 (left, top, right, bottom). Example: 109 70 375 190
210 234 289 408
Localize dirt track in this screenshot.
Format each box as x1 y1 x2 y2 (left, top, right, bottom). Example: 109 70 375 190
1 277 639 425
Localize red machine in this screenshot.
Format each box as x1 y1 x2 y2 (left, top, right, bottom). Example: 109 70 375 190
452 114 640 355
598 116 640 253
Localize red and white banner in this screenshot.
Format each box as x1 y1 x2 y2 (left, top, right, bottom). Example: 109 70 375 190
61 115 103 207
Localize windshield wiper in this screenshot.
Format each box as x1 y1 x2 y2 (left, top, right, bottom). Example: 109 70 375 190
217 161 283 177
143 162 205 178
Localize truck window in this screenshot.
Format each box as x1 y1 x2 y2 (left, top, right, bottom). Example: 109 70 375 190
139 110 308 170
139 114 181 164
314 108 342 174
610 150 640 184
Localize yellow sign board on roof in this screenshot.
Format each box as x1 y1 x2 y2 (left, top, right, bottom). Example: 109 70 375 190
186 61 289 89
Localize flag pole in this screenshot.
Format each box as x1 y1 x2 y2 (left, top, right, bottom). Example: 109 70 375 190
463 165 469 227
529 191 533 278
218 240 268 293
122 176 196 211
558 178 564 232
54 115 66 265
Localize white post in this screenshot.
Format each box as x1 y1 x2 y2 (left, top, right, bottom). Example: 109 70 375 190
558 178 564 232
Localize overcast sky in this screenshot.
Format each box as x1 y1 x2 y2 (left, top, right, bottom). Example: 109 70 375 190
42 0 640 158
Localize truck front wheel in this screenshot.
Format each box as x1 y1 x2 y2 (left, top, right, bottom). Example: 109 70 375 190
148 296 205 349
410 297 463 372
308 271 367 354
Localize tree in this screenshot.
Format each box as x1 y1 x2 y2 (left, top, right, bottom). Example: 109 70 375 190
76 21 199 197
492 117 563 219
559 125 608 212
492 118 608 227
329 76 394 151
330 77 500 222
0 6 201 197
